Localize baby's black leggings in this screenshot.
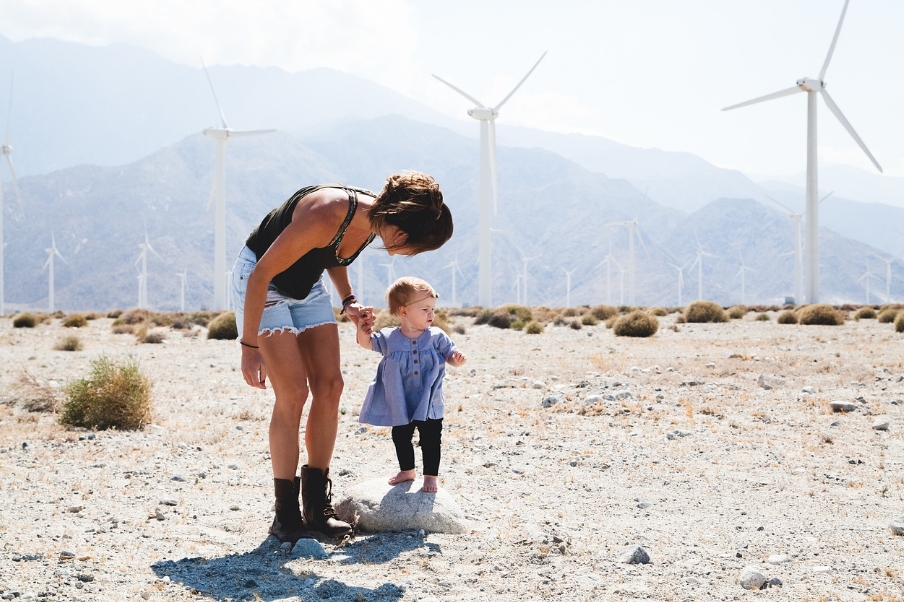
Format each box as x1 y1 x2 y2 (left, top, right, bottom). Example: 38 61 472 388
392 418 443 476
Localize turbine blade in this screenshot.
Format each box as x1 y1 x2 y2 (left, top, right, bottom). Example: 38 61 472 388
493 51 547 111
819 0 850 81
488 120 498 215
431 74 486 108
764 194 795 215
6 155 23 210
226 129 277 137
201 59 229 129
56 248 68 264
820 89 882 172
4 72 12 145
722 86 802 111
819 191 834 203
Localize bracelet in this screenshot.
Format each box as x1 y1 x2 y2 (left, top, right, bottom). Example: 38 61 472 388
239 340 259 349
339 294 357 315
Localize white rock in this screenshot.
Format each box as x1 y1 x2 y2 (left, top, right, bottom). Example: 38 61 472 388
335 478 469 534
801 386 816 394
768 554 790 564
617 544 650 564
584 395 603 405
289 538 327 559
830 400 858 413
813 565 832 573
738 566 766 590
872 419 890 431
531 381 546 389
889 516 904 535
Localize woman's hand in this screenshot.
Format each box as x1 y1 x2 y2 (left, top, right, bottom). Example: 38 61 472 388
345 303 372 327
241 345 268 389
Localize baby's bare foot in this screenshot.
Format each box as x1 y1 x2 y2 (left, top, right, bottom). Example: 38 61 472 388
388 469 416 485
421 475 439 493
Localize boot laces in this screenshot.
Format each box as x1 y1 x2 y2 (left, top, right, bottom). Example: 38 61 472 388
322 477 340 520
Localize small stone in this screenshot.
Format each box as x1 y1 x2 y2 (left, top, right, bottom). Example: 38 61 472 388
705 363 715 369
76 573 94 582
813 565 832 573
531 381 546 389
154 509 166 520
637 502 652 509
802 386 816 394
872 419 890 431
768 554 790 564
830 400 858 413
889 516 904 535
583 395 603 405
768 577 783 587
229 505 240 511
739 566 766 590
541 395 561 408
60 550 76 560
618 544 650 564
159 498 178 506
67 506 83 513
289 538 327 560
171 475 187 482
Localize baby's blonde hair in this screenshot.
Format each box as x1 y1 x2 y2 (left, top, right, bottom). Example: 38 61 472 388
387 277 438 316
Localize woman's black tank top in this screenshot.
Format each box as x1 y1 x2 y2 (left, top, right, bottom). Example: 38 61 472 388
245 184 376 300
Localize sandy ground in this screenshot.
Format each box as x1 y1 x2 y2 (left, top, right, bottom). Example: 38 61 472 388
1 311 904 601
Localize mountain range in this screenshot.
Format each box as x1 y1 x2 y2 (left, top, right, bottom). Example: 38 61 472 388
1 35 902 311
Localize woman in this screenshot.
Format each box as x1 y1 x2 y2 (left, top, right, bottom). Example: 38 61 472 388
233 172 453 542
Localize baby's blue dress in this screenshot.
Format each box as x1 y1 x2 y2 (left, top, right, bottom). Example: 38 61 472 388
358 326 457 427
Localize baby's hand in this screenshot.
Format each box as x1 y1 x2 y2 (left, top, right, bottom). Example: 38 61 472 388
450 350 467 366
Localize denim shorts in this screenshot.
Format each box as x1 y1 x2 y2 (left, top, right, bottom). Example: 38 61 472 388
232 246 336 340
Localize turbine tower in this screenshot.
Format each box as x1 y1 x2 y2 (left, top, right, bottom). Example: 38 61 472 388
562 267 576 308
135 231 161 310
723 0 881 304
446 259 464 307
177 271 187 312
42 234 67 313
689 232 718 301
733 251 756 305
606 218 646 305
432 52 546 308
201 62 275 310
1 73 22 317
668 262 687 307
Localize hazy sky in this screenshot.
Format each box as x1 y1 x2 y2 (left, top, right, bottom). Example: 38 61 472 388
0 0 901 178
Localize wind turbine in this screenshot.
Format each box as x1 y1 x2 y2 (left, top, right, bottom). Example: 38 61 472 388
858 258 880 304
433 52 546 308
135 231 161 310
723 0 881 304
177 271 187 312
379 259 396 290
668 262 687 307
201 61 275 310
596 247 619 306
43 234 67 313
733 251 756 305
446 258 464 307
1 73 23 317
766 191 833 304
689 232 719 301
562 267 576 308
873 254 893 302
605 218 647 305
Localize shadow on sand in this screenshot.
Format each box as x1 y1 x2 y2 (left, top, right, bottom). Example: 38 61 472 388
151 529 437 601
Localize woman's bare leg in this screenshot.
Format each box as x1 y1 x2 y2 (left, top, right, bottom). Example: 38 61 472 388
296 324 343 470
259 330 310 480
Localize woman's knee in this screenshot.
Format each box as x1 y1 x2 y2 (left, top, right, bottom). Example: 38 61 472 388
271 385 310 421
309 373 344 403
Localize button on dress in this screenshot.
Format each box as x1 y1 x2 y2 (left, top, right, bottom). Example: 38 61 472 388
358 327 457 427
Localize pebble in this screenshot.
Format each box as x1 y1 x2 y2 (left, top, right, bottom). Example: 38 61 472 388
229 505 240 511
768 554 790 564
705 363 715 369
584 395 603 405
738 566 766 590
159 498 178 506
889 516 904 535
59 550 75 560
289 538 328 560
542 394 562 408
872 420 890 431
666 430 693 440
617 544 650 564
67 506 83 513
813 565 832 573
531 381 546 389
769 577 783 587
830 400 858 413
802 386 816 394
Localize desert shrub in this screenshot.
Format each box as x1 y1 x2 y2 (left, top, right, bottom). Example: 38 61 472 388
453 324 467 335
648 307 668 317
895 312 904 333
13 313 38 328
854 307 877 320
207 311 238 340
107 309 123 319
55 336 83 352
433 310 452 334
525 321 544 334
119 309 149 325
727 305 747 320
59 355 153 430
581 314 598 326
797 304 842 326
111 323 135 335
613 310 659 338
569 319 582 330
475 308 518 329
149 312 175 327
559 307 578 318
504 305 533 322
674 314 687 324
84 312 102 321
509 320 525 331
755 312 770 322
605 315 618 329
139 330 166 344
448 306 483 318
878 308 899 323
590 305 619 320
684 301 727 323
777 311 798 324
4 371 58 413
62 314 88 328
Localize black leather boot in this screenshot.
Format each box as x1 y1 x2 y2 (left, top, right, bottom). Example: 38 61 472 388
268 477 306 543
300 465 352 538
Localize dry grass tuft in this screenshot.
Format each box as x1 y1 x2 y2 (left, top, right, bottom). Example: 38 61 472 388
1 370 59 413
684 301 727 323
54 335 83 351
895 312 904 334
62 314 88 328
613 310 659 337
59 355 153 430
13 313 38 328
525 320 544 334
207 311 238 340
777 311 798 325
854 307 877 320
648 306 669 317
878 307 899 324
798 304 843 326
589 305 619 320
727 305 747 319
